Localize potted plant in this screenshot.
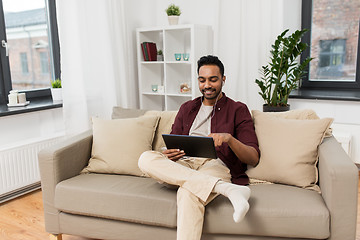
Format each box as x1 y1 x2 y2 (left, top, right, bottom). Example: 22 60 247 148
255 29 313 112
51 78 62 101
157 50 163 61
165 4 181 25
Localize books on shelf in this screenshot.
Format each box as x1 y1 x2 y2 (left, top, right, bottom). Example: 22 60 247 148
141 42 157 61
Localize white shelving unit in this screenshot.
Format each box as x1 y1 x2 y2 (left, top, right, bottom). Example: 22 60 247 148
136 24 213 111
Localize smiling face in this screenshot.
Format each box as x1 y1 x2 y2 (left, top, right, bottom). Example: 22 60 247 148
198 64 226 106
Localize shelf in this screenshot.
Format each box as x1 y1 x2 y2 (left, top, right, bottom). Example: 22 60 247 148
142 92 191 97
142 92 165 96
141 61 164 64
165 61 191 64
140 61 191 64
167 93 192 97
136 24 212 110
136 24 204 32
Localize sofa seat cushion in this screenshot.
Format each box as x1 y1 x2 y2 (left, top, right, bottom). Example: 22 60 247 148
55 174 178 227
55 174 330 239
204 184 330 239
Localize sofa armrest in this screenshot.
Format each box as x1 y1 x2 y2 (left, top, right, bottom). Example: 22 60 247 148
38 130 93 234
318 136 358 240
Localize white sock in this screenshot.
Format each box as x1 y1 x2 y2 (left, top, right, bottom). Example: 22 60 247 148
213 180 251 223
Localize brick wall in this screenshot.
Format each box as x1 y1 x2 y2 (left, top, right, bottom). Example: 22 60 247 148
309 0 360 80
8 36 51 89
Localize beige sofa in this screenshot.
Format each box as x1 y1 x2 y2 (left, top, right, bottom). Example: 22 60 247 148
38 107 358 240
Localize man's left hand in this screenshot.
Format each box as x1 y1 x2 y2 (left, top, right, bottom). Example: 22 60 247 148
208 133 232 147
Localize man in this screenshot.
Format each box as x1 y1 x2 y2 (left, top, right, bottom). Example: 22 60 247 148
138 55 260 240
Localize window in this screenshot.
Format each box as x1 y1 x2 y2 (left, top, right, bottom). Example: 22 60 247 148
0 0 60 104
318 39 346 78
20 52 28 74
40 51 49 74
301 0 360 89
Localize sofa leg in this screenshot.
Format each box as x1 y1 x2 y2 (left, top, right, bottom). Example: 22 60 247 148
49 234 62 240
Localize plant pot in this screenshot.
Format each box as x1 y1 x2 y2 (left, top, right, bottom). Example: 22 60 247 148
157 54 163 61
263 104 290 112
168 16 179 25
51 88 63 101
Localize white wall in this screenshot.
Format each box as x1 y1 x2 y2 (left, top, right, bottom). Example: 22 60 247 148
0 108 65 150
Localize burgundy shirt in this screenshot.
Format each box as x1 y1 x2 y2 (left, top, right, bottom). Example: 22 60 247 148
171 93 260 185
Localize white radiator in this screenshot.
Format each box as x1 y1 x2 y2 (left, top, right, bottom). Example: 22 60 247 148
332 131 352 156
0 136 63 203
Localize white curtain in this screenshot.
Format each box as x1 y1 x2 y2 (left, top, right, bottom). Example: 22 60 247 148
56 0 133 136
214 0 301 110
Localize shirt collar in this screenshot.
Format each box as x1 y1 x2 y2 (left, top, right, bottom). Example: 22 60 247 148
190 92 227 111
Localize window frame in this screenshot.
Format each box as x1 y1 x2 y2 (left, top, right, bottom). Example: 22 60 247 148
0 0 60 104
300 0 360 90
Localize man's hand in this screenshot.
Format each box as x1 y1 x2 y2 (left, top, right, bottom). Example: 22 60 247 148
208 133 232 147
208 132 259 167
162 149 185 161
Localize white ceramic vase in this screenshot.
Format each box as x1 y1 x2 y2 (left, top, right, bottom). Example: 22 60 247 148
51 88 63 101
168 16 179 25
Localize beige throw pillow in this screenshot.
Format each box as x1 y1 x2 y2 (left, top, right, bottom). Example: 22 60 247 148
81 115 159 176
111 106 148 119
144 110 178 152
259 108 321 120
246 110 333 191
254 109 332 137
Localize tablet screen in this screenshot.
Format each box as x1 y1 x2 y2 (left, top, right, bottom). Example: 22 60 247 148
162 134 217 159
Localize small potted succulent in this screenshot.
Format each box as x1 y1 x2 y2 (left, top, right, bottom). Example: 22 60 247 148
165 4 181 25
157 50 163 61
51 78 62 101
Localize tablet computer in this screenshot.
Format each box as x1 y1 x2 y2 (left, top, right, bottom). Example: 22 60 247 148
162 134 218 159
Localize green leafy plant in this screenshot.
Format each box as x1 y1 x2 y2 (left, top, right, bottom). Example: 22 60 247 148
51 79 62 88
157 50 163 55
255 29 313 107
165 4 181 16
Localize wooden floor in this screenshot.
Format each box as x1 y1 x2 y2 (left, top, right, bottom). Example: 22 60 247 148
0 190 94 240
1 184 360 240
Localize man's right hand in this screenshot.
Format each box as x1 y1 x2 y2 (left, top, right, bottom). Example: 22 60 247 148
162 149 185 161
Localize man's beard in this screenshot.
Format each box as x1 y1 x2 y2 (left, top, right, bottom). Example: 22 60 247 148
201 87 221 100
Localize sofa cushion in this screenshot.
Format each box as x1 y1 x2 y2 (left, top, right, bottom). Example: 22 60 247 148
111 107 178 152
204 184 330 239
247 110 333 192
81 115 159 176
253 108 332 137
111 106 148 119
144 110 178 152
55 174 329 239
55 174 178 228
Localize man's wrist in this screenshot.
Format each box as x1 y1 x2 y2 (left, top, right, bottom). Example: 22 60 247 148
227 135 236 145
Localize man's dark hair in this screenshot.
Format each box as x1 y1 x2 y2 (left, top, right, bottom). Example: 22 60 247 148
197 55 225 77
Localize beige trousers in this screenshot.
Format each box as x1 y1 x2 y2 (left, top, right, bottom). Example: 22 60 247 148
138 151 232 240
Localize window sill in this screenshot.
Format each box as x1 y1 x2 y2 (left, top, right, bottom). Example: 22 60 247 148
0 96 62 117
289 88 360 102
